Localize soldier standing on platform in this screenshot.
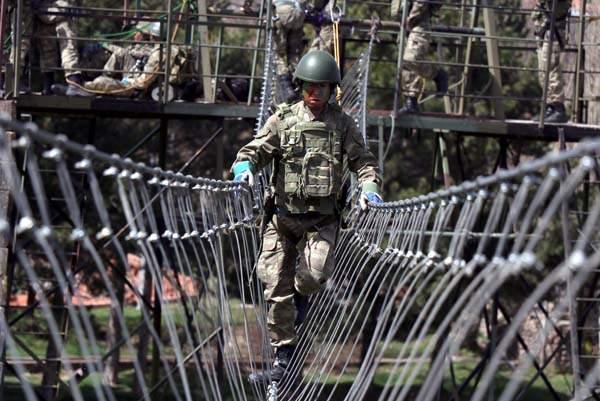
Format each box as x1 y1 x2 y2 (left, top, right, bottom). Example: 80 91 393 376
397 0 448 114
9 0 88 96
305 0 335 54
272 0 305 103
532 0 571 123
231 50 382 387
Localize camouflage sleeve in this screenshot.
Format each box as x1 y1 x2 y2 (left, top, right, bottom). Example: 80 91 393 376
233 114 282 170
342 114 381 190
130 48 160 90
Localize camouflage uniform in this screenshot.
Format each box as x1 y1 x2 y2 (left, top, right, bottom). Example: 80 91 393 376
234 101 380 347
273 0 305 77
10 0 80 77
307 0 334 54
532 0 570 104
85 45 187 94
402 1 439 98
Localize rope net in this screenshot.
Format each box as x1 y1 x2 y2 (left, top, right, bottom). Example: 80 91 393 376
2 119 600 401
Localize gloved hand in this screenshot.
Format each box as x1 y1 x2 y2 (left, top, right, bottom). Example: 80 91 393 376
359 182 383 210
232 161 254 187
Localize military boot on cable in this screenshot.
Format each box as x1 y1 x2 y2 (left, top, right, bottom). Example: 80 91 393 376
433 69 448 96
532 102 569 123
42 72 55 96
543 102 568 123
271 344 295 383
277 74 297 104
65 73 92 97
294 291 309 327
398 96 419 114
248 344 295 385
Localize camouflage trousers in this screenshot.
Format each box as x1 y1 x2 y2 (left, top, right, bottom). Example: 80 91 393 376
10 0 80 77
257 213 338 347
402 25 437 98
536 35 564 104
532 0 570 104
273 3 305 76
309 23 333 54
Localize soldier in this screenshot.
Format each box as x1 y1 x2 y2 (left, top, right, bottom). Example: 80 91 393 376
84 22 191 100
231 50 382 385
532 0 570 123
305 0 335 54
397 0 448 114
272 0 305 103
9 0 88 96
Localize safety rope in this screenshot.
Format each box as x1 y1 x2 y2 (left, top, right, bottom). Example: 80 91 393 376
330 1 342 103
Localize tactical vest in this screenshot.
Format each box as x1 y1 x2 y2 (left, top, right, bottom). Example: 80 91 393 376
275 104 343 214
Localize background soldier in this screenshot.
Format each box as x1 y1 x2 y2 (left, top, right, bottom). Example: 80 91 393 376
272 0 305 103
9 0 87 96
397 0 448 114
84 22 193 100
84 22 159 93
231 50 382 385
305 0 335 54
532 0 570 123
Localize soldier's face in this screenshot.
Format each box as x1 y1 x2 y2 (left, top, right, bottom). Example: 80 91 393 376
302 82 331 109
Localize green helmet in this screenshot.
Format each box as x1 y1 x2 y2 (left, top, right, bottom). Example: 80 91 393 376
293 50 341 84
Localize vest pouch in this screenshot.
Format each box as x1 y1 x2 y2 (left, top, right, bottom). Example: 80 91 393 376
281 129 304 157
302 152 340 198
283 162 303 197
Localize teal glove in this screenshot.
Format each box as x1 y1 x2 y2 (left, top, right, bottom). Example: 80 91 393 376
359 182 383 210
232 161 254 186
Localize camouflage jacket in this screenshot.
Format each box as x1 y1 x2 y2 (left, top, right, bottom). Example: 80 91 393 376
234 101 381 215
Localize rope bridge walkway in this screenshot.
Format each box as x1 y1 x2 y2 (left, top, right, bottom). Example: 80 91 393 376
2 117 600 401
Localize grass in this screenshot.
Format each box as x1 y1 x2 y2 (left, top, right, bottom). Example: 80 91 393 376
3 307 577 401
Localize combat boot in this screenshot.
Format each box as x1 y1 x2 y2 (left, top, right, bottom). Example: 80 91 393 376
433 69 448 96
294 291 309 327
532 102 569 124
65 74 92 97
271 345 295 383
398 96 419 114
42 72 55 95
248 344 296 385
277 74 297 104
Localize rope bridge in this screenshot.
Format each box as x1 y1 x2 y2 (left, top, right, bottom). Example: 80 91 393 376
2 24 600 401
2 118 600 401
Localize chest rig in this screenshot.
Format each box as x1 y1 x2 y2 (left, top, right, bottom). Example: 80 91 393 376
276 104 343 205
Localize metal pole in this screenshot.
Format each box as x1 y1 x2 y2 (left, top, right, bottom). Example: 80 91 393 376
197 0 212 102
392 0 410 118
539 0 559 129
0 102 15 401
481 0 505 119
13 0 22 98
123 0 129 27
248 0 268 106
557 128 581 400
163 0 173 105
572 0 587 123
151 118 168 401
458 0 479 115
0 0 9 73
378 117 384 176
212 26 224 102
